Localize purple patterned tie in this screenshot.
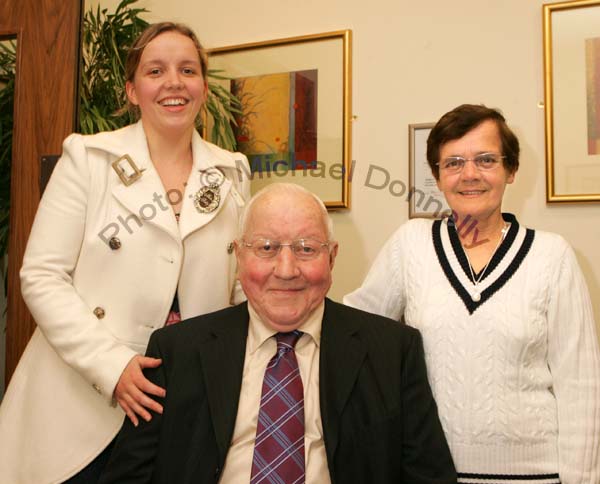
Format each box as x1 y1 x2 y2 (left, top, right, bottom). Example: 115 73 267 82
250 330 305 484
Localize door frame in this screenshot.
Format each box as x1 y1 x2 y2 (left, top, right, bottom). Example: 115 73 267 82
0 0 83 386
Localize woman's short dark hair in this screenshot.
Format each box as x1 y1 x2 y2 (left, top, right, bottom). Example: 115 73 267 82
426 104 520 180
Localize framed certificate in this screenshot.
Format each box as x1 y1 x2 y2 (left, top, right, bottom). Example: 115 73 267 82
408 123 450 218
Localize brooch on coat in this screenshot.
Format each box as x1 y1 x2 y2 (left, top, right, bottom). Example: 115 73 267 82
111 155 144 186
194 168 225 213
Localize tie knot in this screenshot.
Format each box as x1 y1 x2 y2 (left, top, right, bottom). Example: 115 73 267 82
275 330 303 351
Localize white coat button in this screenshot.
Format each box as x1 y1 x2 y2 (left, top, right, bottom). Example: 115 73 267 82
161 255 175 264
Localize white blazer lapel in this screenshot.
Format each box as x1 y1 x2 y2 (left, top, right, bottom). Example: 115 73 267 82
111 167 180 242
86 121 180 242
179 133 239 240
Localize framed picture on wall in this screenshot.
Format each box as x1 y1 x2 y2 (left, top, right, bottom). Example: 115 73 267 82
206 30 352 209
408 123 450 218
543 0 600 202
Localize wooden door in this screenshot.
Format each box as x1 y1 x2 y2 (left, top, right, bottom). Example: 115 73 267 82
0 0 83 385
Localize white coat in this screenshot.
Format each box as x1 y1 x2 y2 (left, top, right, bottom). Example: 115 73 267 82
0 121 250 484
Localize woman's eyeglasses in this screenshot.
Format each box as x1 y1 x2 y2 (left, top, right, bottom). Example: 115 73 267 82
437 153 506 174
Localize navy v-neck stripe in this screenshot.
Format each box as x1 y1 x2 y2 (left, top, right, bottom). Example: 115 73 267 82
432 215 535 314
447 213 519 283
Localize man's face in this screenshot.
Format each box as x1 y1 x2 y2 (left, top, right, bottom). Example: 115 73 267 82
236 192 337 332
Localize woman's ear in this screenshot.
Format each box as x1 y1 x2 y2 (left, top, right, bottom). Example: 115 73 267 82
125 80 138 106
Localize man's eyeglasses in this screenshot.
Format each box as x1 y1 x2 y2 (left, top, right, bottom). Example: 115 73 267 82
437 153 506 174
241 238 330 260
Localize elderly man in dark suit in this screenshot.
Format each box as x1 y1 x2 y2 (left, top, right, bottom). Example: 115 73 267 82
100 183 456 484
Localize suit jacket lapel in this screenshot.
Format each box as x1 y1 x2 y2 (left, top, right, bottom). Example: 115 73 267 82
198 303 249 463
319 299 366 465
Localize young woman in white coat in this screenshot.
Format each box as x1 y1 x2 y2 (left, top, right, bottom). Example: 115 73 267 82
0 22 250 484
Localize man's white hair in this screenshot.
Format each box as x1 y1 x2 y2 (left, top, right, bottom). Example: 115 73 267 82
238 183 334 241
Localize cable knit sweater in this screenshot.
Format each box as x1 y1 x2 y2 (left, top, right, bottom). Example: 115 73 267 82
344 214 600 484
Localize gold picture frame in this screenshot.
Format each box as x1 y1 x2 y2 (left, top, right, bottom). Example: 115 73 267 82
543 0 600 202
206 30 352 209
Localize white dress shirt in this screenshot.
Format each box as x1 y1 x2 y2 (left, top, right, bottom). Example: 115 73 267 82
219 302 332 483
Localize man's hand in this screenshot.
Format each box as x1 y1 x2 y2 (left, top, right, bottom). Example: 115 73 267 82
114 355 166 426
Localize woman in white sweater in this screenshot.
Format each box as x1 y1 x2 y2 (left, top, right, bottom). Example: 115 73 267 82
345 104 600 484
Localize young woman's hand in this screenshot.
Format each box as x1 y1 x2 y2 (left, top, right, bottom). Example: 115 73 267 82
114 355 166 426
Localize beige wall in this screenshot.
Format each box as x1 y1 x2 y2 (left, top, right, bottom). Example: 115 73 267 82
90 0 600 327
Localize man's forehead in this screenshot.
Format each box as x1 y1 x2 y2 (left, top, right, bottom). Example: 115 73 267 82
244 192 326 237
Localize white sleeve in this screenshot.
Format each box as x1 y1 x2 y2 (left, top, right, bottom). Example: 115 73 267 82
20 134 136 403
546 241 600 483
343 225 407 322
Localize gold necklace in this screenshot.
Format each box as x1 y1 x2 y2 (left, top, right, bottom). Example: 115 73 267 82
464 223 509 302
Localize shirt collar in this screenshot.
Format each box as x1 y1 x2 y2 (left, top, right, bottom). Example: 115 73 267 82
247 301 325 354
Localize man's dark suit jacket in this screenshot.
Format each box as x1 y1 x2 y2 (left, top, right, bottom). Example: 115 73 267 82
100 299 456 484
